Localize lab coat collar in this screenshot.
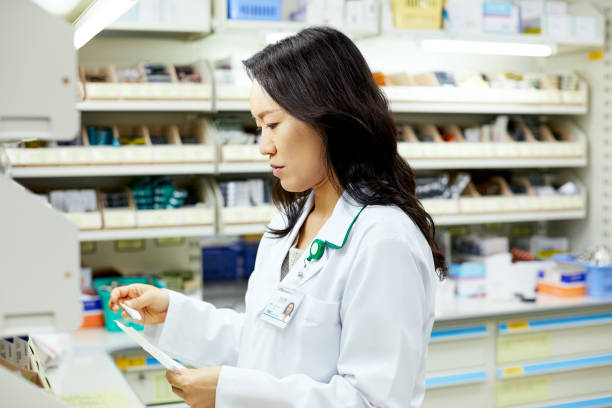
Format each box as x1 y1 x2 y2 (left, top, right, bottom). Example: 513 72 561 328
282 191 363 288
315 191 364 249
290 190 364 249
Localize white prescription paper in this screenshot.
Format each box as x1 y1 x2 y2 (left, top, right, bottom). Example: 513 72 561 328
120 302 142 321
114 321 185 371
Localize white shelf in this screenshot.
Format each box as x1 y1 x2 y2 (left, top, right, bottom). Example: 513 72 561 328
106 22 211 34
77 100 213 112
433 210 586 226
214 210 586 235
389 101 587 115
78 226 215 241
11 164 215 178
216 100 251 112
214 98 587 115
215 158 586 173
409 157 587 170
214 19 307 32
218 162 270 173
221 224 268 236
435 294 612 322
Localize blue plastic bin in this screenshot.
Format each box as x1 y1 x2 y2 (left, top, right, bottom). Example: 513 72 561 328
202 243 243 281
94 276 165 332
228 0 282 21
553 254 612 297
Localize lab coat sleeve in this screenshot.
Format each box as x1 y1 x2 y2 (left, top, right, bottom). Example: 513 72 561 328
215 235 434 408
143 290 245 367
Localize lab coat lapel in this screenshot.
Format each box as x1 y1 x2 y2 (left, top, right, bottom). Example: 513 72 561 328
273 192 314 282
290 192 363 288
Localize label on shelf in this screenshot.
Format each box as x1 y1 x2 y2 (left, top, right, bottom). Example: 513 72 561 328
505 321 530 333
496 375 550 407
115 356 146 370
497 333 552 364
116 240 145 252
501 366 525 377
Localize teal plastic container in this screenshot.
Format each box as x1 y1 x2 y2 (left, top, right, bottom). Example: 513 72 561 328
94 276 165 332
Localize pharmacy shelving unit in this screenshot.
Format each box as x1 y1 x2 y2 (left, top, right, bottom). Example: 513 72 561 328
10 87 593 238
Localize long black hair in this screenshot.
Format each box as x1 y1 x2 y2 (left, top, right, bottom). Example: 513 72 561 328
243 26 447 279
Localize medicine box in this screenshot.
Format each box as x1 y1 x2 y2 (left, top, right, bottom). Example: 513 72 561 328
483 1 519 34
554 254 612 297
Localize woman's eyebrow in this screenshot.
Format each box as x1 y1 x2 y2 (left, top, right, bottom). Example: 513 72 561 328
253 109 280 120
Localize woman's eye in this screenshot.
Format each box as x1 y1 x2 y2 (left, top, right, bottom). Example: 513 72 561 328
266 123 278 130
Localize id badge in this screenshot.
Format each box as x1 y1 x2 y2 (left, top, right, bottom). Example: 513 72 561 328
259 286 304 329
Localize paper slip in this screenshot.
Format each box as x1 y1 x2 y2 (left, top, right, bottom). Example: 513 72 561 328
114 320 185 371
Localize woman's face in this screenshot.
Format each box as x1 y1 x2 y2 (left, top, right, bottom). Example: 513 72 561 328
285 303 294 314
250 80 327 193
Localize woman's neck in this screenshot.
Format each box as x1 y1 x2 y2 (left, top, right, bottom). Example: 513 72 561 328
311 178 342 219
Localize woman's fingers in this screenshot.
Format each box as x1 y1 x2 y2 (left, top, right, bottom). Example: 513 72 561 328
109 286 132 312
126 289 155 310
166 369 184 386
171 386 185 399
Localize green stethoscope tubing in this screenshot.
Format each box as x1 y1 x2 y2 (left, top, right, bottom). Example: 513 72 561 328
306 205 367 262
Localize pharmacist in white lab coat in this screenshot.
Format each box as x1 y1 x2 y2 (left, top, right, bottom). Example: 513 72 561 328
109 27 446 408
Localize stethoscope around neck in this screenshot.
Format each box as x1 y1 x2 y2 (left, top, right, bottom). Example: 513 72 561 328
302 205 367 270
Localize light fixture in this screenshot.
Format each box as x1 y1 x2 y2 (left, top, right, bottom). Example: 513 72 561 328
421 39 554 57
73 0 138 49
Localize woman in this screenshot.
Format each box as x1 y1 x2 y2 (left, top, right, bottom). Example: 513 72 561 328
281 302 295 322
109 26 446 408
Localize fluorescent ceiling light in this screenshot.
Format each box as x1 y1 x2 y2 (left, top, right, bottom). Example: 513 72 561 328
421 39 554 57
73 0 137 49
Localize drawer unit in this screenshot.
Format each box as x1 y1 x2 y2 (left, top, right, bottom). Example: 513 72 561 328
424 371 490 408
497 313 612 364
427 323 491 373
496 354 612 407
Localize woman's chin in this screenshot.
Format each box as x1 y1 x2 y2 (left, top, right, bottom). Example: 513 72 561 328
280 179 310 193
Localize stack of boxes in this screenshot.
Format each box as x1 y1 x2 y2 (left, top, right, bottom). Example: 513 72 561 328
450 236 512 299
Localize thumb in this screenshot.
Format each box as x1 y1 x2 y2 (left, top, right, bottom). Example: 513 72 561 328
126 290 155 310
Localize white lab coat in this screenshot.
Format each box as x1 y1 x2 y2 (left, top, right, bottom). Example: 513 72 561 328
145 191 437 407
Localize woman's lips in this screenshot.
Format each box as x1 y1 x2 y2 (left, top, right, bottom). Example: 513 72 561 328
270 165 283 177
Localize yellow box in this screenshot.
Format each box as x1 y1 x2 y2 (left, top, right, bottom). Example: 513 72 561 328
392 0 443 29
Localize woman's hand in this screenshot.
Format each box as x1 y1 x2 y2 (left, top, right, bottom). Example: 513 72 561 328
108 284 169 325
166 366 222 408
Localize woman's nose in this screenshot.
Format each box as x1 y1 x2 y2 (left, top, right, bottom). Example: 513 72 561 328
259 132 276 156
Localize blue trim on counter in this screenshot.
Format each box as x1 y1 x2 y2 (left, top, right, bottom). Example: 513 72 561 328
430 325 488 342
499 313 612 334
426 370 487 389
535 396 612 408
497 354 612 378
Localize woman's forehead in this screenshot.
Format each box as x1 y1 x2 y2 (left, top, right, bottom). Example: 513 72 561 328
250 81 281 118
